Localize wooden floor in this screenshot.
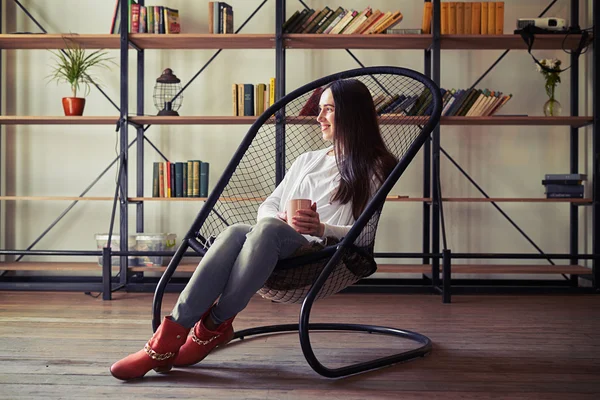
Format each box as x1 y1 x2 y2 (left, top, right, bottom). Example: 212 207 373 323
1 292 599 400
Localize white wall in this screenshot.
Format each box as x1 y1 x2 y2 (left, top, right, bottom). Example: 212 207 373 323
1 0 594 270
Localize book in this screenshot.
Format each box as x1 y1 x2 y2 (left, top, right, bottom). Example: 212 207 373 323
131 2 140 33
186 162 193 197
232 83 238 116
200 162 210 197
243 83 254 116
487 1 496 35
542 179 585 185
544 184 584 194
481 2 489 35
421 1 432 34
545 173 587 181
471 2 481 34
464 2 472 34
448 2 456 35
441 3 449 34
192 160 201 197
456 2 465 34
299 87 323 116
175 162 184 197
386 28 423 34
165 7 181 34
152 162 159 197
495 2 505 35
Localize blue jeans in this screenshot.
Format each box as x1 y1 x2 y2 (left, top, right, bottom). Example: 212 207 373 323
171 217 310 328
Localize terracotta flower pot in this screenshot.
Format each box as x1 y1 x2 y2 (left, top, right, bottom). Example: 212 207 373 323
62 97 86 116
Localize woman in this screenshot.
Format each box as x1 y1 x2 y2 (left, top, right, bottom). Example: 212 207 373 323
110 79 397 380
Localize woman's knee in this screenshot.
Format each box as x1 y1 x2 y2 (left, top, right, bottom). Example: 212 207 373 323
253 217 289 237
218 223 251 243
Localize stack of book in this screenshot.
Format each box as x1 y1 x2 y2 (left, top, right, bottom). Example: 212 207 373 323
110 0 181 34
543 174 586 199
283 6 403 34
152 161 209 198
232 79 276 117
209 2 234 34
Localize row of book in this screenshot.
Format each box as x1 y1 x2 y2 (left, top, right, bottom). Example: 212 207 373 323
283 7 403 35
232 79 277 117
110 0 181 34
209 2 234 34
440 88 512 117
152 161 209 198
543 174 586 199
369 87 511 117
422 1 505 35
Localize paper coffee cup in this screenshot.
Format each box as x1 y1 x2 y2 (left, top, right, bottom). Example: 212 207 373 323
286 198 312 228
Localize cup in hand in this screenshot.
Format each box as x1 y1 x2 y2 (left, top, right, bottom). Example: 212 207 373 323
286 198 312 228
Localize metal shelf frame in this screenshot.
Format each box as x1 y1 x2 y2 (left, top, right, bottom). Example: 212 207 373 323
0 0 597 300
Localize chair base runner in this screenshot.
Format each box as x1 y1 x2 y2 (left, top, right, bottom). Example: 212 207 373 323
232 323 432 378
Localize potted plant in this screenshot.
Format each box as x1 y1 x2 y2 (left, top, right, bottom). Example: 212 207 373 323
47 39 115 116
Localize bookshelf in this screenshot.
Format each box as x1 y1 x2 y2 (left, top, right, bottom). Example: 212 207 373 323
0 0 597 299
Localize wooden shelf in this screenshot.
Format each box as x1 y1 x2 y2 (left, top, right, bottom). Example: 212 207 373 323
0 34 119 49
441 116 593 128
440 34 591 50
0 196 115 201
0 262 112 271
284 34 432 49
0 116 119 125
127 116 593 127
129 116 259 125
375 264 592 275
0 33 589 51
130 33 275 49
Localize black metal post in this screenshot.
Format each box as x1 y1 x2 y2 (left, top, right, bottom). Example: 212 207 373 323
423 39 432 267
136 0 145 234
593 0 599 290
431 0 441 287
275 0 286 185
119 0 129 287
102 247 112 300
569 0 580 286
442 249 451 303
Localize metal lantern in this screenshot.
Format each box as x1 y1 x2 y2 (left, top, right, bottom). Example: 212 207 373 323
153 68 183 116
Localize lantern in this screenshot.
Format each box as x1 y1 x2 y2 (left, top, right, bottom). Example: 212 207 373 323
153 68 183 116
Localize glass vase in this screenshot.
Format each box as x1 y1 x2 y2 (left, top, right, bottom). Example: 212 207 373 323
543 97 562 117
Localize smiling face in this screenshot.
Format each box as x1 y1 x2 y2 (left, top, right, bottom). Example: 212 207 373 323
317 88 335 142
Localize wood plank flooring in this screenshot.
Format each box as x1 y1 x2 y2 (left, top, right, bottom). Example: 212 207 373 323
0 291 599 399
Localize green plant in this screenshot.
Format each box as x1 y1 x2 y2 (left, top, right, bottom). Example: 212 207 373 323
47 39 116 98
536 58 562 99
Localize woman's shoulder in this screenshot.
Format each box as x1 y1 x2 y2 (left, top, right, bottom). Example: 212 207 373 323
294 147 331 164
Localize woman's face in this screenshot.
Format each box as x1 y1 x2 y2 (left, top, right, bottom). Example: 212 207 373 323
317 88 335 141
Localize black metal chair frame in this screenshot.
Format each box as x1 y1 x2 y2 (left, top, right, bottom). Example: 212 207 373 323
152 66 443 378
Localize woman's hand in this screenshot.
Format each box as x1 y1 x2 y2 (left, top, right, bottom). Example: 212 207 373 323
291 202 325 237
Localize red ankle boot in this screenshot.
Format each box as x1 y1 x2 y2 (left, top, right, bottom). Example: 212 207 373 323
110 316 189 380
173 310 235 367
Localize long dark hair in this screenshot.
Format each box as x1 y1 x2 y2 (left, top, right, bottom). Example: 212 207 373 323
326 79 397 219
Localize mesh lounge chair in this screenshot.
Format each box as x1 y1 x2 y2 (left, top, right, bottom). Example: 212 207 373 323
152 66 442 378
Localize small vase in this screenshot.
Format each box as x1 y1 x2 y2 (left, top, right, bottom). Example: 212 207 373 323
543 97 562 117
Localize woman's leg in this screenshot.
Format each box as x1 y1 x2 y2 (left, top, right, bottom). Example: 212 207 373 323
171 223 252 329
210 217 309 324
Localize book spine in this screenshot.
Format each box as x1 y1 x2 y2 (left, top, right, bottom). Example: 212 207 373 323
269 78 276 105
182 161 188 197
200 162 209 198
158 162 165 197
192 161 201 197
545 184 584 194
488 1 496 34
175 162 184 198
243 84 254 116
232 83 238 116
421 2 432 34
495 2 505 35
481 2 489 35
152 162 159 197
186 161 194 197
131 3 140 33
170 162 175 198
